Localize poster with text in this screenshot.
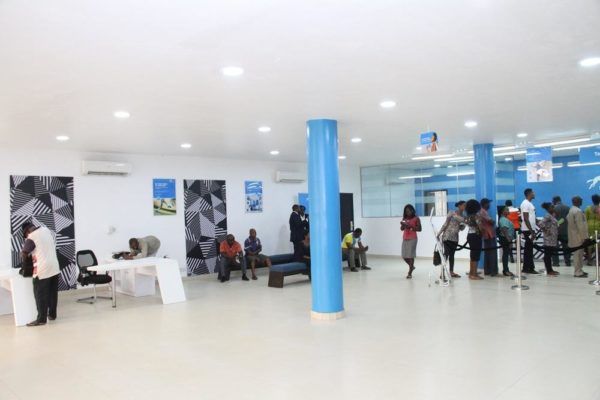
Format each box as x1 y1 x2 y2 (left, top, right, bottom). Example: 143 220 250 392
526 147 553 182
153 178 177 215
245 181 263 212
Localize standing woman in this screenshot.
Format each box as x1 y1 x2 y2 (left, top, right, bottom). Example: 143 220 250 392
584 194 600 266
538 202 560 276
465 199 484 280
401 204 422 279
498 207 515 277
437 201 466 278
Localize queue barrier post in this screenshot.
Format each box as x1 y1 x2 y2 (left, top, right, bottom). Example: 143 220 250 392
511 233 527 281
511 231 529 291
589 230 600 286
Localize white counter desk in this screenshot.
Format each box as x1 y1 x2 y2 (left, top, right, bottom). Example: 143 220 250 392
88 257 186 308
0 269 37 326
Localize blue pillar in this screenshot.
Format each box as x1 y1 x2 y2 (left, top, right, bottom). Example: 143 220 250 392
307 119 344 320
473 143 497 219
474 143 496 268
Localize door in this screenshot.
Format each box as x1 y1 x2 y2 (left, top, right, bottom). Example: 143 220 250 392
339 193 355 239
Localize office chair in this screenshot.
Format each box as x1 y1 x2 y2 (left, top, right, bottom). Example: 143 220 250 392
76 250 113 304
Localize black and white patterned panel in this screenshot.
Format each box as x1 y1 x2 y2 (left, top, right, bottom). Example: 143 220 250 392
184 180 227 276
10 176 77 290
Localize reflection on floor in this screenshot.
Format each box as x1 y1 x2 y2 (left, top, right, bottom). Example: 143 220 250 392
1 256 599 400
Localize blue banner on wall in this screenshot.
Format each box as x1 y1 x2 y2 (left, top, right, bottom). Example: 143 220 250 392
579 145 600 164
153 178 176 215
245 181 263 212
526 147 553 183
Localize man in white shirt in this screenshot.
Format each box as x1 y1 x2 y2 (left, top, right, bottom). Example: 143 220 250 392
21 222 61 327
520 188 538 274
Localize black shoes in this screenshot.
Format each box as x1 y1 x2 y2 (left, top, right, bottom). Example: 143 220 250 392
26 320 46 327
48 316 56 321
242 275 249 281
522 269 539 274
361 266 371 270
574 272 589 278
350 268 358 272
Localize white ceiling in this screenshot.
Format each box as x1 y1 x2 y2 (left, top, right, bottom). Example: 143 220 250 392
1 0 599 165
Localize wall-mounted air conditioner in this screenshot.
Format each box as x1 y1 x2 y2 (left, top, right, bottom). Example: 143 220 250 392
82 160 132 176
275 171 305 183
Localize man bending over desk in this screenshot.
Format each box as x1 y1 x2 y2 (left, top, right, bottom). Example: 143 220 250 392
126 236 161 259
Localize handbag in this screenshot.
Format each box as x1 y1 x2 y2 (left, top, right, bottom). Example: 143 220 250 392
433 248 442 266
19 255 34 278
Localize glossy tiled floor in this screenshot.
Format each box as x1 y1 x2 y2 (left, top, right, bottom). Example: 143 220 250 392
1 257 599 400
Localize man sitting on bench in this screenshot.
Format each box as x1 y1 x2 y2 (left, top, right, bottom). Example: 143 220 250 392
342 228 370 272
219 234 249 282
244 229 272 280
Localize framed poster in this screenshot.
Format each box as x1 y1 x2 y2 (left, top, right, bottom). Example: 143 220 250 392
526 147 553 182
245 181 263 212
420 131 439 153
153 178 176 215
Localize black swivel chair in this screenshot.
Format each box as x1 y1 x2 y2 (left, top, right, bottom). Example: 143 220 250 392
76 250 113 304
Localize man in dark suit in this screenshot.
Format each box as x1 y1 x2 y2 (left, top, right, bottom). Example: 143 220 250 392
289 204 305 261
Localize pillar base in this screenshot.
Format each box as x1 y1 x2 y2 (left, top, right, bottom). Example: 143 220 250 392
311 310 345 321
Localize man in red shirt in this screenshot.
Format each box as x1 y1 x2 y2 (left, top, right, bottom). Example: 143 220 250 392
219 234 249 282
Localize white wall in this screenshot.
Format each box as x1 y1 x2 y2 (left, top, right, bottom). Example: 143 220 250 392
0 148 363 273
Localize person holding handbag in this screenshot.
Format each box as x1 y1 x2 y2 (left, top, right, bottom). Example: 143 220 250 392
437 201 466 278
401 204 421 279
465 199 484 280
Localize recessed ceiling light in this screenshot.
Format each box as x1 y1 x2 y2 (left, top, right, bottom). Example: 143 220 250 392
464 120 478 128
516 132 528 138
415 146 423 151
433 164 441 168
56 135 69 141
221 66 244 76
504 157 513 162
270 150 279 155
258 126 271 133
380 100 396 109
180 143 192 149
579 57 600 67
338 155 347 160
351 138 362 143
113 111 130 119
398 174 433 180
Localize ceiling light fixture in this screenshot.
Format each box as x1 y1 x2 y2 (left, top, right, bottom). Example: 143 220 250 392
516 132 528 138
221 66 244 77
579 57 600 67
434 156 474 162
338 155 347 160
464 121 478 128
447 171 475 177
567 161 600 168
416 146 423 151
114 111 130 119
517 163 563 171
258 126 271 133
398 174 433 180
434 164 441 168
504 157 513 162
351 138 362 143
56 135 70 141
180 143 192 149
494 150 527 157
380 100 396 109
270 150 280 155
412 153 454 161
493 145 516 152
534 137 590 147
554 142 600 151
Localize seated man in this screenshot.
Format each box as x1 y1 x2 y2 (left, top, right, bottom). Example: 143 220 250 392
244 229 272 280
341 228 370 272
126 235 161 259
219 234 249 282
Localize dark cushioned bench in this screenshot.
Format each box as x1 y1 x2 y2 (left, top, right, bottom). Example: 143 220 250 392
267 253 308 288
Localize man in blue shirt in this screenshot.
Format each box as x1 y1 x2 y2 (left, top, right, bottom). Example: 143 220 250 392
244 229 272 280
